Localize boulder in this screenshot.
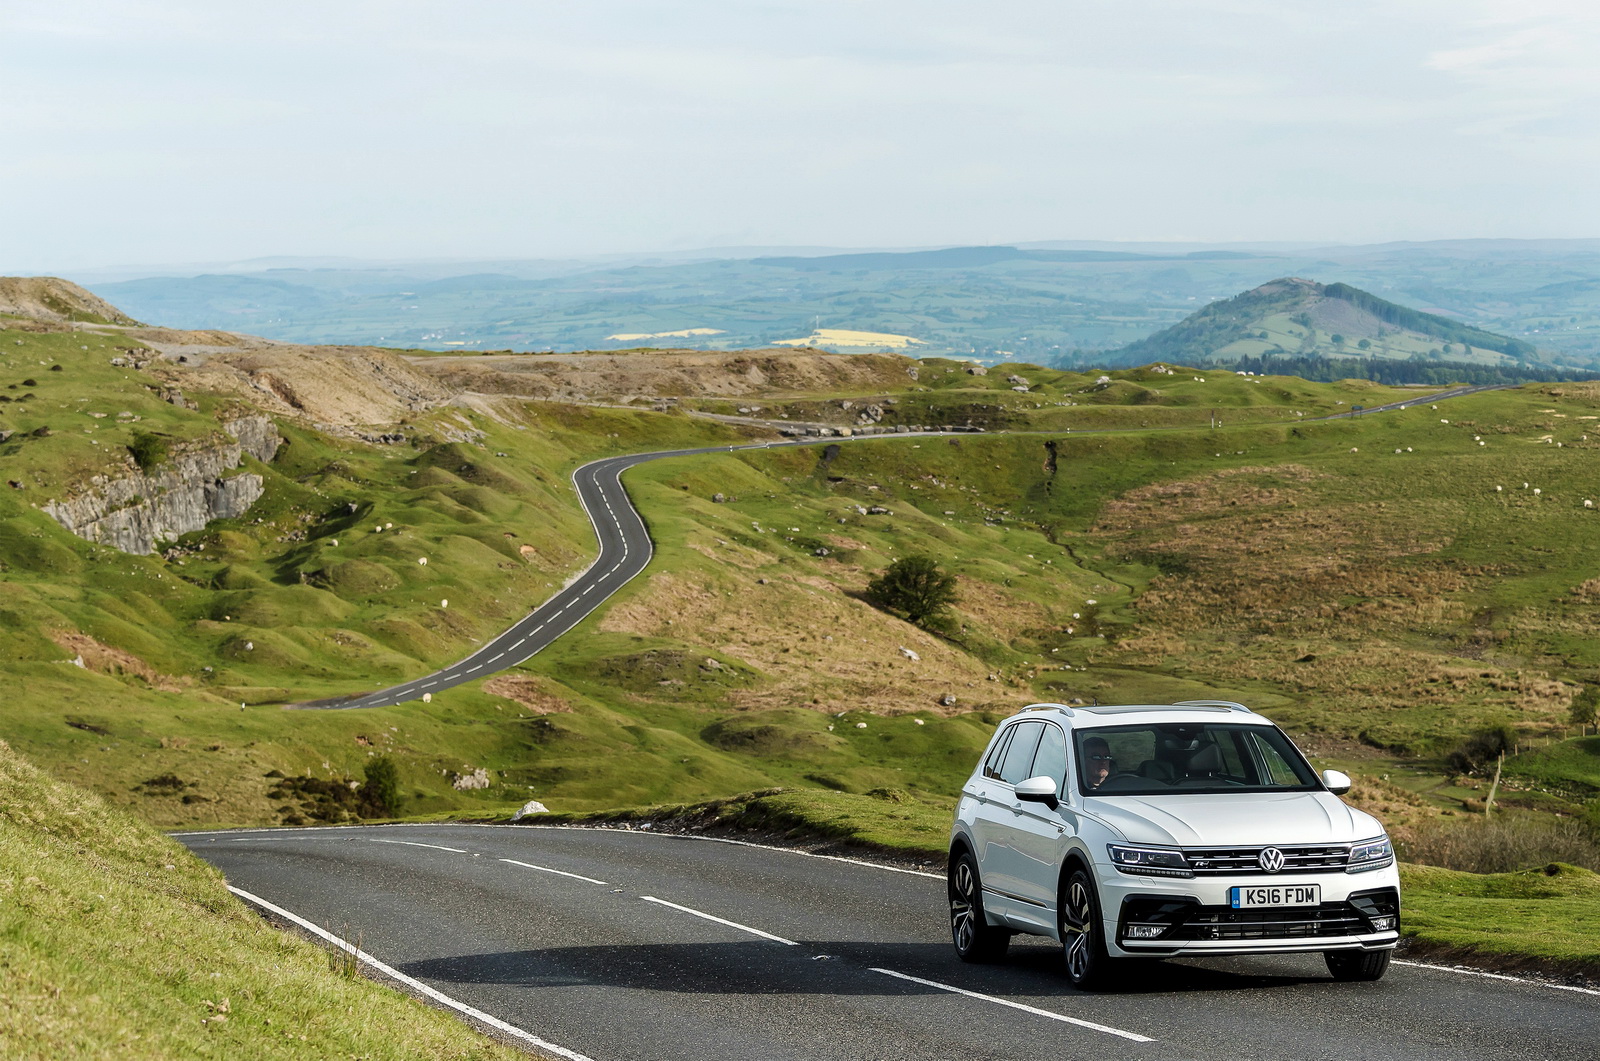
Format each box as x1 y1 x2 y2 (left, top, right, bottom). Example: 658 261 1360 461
511 800 550 820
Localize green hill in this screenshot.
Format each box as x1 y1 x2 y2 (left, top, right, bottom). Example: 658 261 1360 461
0 738 526 1060
1109 277 1540 370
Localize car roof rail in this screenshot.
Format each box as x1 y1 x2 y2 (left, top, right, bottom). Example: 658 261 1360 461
1172 699 1256 714
1023 702 1075 717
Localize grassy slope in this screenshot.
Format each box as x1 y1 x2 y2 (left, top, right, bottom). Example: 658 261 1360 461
5 325 1600 970
0 739 528 1060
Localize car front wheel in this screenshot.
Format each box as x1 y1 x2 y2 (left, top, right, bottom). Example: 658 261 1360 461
1060 868 1118 990
1324 948 1391 982
948 850 1010 963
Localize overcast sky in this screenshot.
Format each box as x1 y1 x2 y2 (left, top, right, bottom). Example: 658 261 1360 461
4 0 1598 271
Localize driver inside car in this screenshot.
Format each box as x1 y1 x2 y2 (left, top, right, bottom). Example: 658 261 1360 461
1084 737 1115 788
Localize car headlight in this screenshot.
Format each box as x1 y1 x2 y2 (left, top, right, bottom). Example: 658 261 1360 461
1107 844 1194 878
1347 836 1394 872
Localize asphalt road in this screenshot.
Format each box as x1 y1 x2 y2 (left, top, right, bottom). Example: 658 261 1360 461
314 382 1508 711
316 436 901 710
180 824 1600 1061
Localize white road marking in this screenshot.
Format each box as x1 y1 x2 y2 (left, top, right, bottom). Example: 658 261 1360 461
420 681 436 689
639 895 799 945
465 664 482 673
1392 960 1600 997
488 652 504 662
370 838 468 854
227 887 595 1061
499 858 610 886
870 967 1154 1043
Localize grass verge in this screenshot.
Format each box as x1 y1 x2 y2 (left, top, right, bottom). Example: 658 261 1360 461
0 739 537 1060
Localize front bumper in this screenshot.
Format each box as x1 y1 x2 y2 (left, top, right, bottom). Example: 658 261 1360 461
1099 863 1401 958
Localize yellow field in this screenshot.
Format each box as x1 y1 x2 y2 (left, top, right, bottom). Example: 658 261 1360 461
774 328 925 349
607 327 726 341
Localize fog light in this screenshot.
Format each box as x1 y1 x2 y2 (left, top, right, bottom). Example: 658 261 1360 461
1125 925 1166 939
1370 916 1396 931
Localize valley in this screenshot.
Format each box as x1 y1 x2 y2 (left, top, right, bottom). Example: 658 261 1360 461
4 278 1600 980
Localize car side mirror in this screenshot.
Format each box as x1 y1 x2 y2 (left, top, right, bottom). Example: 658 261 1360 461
1322 769 1352 795
1015 775 1059 809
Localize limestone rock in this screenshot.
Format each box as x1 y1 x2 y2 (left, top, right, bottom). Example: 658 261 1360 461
452 767 491 791
41 416 281 555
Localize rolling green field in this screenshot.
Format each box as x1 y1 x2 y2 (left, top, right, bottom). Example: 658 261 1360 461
6 319 1600 973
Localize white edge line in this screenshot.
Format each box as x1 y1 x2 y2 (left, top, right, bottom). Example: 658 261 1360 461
1392 959 1600 997
869 967 1154 1043
499 857 609 886
639 895 799 945
226 886 596 1061
370 838 468 853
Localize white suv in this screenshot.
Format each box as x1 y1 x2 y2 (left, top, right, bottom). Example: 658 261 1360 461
948 701 1400 988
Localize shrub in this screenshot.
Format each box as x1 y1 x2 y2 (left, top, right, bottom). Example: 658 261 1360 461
867 554 958 628
127 430 169 473
1446 723 1517 776
1571 687 1599 734
1399 816 1600 874
361 755 402 818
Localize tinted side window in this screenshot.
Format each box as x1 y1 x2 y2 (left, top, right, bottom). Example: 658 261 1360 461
982 726 1016 780
998 722 1045 785
1030 724 1068 788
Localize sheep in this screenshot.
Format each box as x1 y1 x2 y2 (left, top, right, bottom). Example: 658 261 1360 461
1534 488 1542 496
1586 500 1595 509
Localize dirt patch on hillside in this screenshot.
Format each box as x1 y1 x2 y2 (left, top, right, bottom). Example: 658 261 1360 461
416 350 921 403
161 345 453 426
601 571 995 715
483 675 573 714
47 631 188 692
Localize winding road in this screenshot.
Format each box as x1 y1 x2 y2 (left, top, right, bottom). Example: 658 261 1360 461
315 383 1512 711
316 436 903 710
181 823 1600 1061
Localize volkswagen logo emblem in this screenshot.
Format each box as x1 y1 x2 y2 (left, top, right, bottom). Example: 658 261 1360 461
1258 847 1285 873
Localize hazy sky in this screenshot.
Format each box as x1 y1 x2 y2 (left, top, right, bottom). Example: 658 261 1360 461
5 0 1598 271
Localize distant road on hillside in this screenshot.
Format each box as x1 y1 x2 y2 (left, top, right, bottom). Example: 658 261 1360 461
299 433 954 710
302 383 1503 711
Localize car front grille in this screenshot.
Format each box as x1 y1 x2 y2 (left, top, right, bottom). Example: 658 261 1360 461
1120 888 1399 944
1184 844 1351 875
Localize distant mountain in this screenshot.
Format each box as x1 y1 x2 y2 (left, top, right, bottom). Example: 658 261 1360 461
83 241 1600 365
750 245 1262 271
1105 277 1539 369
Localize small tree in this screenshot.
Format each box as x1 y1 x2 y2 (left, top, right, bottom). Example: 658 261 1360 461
1572 687 1599 735
361 755 403 818
868 555 958 628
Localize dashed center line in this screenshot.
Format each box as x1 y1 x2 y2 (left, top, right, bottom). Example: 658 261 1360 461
370 838 468 853
639 895 799 945
869 968 1154 1042
500 858 610 885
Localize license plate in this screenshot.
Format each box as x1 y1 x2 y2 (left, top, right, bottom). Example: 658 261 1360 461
1230 884 1320 908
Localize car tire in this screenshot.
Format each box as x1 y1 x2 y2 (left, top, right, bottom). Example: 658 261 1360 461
1324 948 1391 982
948 850 1010 963
1060 868 1119 990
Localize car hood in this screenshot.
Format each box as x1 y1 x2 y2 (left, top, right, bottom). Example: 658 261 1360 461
1084 791 1382 847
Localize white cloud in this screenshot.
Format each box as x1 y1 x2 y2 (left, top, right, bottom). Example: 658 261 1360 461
1 0 1597 267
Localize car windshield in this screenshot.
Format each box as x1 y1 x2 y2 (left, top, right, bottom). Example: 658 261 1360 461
1074 722 1321 796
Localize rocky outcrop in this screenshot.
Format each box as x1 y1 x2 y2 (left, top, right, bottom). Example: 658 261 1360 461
42 416 282 555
